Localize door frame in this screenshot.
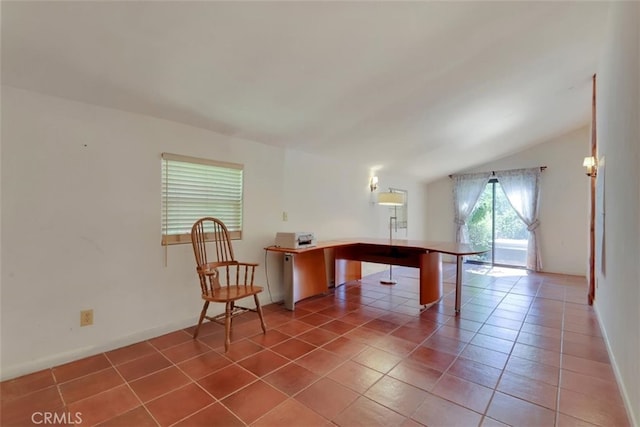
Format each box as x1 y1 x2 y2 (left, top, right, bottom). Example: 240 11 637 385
588 74 597 305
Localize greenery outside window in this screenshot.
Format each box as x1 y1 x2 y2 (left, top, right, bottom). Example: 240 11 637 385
161 153 243 245
466 178 528 267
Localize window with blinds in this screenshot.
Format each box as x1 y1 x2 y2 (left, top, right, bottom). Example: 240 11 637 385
161 153 243 245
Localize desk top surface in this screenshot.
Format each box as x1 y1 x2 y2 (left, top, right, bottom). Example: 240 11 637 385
266 238 487 256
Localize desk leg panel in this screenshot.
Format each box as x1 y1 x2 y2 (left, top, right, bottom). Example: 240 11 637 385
332 246 362 287
455 256 463 314
335 259 361 286
284 250 328 311
419 252 442 305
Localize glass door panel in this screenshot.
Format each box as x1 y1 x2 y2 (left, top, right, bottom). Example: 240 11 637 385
466 180 529 268
494 183 528 267
467 184 493 263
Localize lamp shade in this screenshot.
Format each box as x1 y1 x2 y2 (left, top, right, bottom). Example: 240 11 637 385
377 191 404 206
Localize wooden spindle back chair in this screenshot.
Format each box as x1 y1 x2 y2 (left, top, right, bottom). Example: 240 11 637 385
190 217 266 351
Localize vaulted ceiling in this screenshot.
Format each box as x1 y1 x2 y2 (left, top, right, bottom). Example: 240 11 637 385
1 1 608 181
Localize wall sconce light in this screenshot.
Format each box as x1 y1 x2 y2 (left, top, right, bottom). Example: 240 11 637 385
583 156 597 177
369 176 379 192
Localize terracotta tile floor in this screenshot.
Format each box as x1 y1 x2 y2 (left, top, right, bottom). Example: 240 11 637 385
1 264 632 426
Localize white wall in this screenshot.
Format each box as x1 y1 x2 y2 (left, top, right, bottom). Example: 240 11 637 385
280 149 426 242
426 126 590 275
279 148 428 277
0 86 423 379
594 2 639 424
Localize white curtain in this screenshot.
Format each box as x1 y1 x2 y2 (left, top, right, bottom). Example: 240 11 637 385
494 168 542 271
452 172 492 243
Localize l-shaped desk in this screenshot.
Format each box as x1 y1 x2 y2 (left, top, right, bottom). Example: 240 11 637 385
266 238 487 314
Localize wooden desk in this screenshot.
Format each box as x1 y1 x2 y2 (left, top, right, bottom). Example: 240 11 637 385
266 239 487 313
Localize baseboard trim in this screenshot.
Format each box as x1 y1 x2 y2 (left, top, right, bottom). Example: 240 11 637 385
593 303 638 427
1 295 283 382
0 317 196 382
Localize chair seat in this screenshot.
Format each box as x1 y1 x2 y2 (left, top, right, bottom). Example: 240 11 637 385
202 285 264 302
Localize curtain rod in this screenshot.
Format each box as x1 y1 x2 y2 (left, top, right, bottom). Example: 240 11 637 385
449 166 547 179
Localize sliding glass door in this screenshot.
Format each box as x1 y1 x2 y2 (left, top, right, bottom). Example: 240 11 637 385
467 179 529 267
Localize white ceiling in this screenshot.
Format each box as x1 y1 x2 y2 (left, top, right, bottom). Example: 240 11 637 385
1 1 609 182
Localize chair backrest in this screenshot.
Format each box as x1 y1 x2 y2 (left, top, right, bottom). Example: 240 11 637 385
191 217 235 266
191 217 244 295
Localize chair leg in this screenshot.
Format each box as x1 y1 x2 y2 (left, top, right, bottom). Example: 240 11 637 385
193 301 209 339
224 301 232 352
254 294 267 334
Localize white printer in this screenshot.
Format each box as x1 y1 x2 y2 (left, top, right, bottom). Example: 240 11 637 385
275 232 317 249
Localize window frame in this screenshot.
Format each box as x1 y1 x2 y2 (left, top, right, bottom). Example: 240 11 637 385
161 152 244 245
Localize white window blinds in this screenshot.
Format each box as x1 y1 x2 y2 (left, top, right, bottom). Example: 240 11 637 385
161 153 243 245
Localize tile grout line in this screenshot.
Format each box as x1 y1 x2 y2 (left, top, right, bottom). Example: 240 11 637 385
106 348 161 427
477 271 536 426
554 293 567 427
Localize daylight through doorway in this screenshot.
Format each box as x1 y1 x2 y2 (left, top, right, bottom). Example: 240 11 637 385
466 179 529 268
